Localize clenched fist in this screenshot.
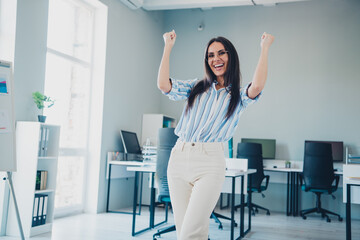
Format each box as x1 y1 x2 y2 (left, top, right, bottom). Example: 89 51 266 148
260 32 274 49
163 30 176 49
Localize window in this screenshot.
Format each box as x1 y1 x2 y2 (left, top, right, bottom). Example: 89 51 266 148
45 0 95 214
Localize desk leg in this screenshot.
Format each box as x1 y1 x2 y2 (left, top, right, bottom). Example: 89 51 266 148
246 176 252 234
290 172 295 216
131 171 153 236
132 171 139 236
240 175 245 238
149 172 155 228
106 163 112 212
286 172 290 216
294 173 299 216
138 172 143 215
231 177 235 240
346 184 351 240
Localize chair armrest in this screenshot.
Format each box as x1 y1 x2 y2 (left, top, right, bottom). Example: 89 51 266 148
262 175 270 190
333 175 340 189
299 173 304 185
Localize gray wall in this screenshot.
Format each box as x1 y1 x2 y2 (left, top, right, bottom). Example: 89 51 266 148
12 0 165 213
14 0 49 121
97 0 164 212
160 0 360 218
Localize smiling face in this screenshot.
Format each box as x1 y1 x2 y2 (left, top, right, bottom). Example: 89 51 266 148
207 41 228 82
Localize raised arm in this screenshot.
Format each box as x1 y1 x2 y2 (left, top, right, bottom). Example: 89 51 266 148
157 30 176 93
247 32 275 99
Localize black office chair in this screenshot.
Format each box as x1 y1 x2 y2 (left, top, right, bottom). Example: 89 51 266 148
153 128 178 240
299 141 342 222
236 142 270 216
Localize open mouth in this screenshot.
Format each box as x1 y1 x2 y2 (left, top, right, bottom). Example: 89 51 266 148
214 63 224 71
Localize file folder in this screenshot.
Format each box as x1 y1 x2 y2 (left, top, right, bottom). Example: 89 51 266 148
32 195 39 227
37 195 44 226
42 195 48 225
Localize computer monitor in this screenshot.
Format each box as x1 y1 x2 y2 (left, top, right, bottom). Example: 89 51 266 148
305 140 343 162
120 130 142 155
241 138 276 159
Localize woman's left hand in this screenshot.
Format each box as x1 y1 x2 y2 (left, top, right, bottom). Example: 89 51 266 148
260 32 274 49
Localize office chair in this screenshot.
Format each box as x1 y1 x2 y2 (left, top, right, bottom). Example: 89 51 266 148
299 142 342 222
153 128 178 240
236 142 270 216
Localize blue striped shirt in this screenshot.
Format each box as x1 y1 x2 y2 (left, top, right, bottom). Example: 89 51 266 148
163 78 262 143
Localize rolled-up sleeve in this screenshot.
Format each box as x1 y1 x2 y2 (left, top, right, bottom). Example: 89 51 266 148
162 78 198 101
240 82 262 108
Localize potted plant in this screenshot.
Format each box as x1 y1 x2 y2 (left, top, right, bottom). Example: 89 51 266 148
32 91 55 123
285 160 291 168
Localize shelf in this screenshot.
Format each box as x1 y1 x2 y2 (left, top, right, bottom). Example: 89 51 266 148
6 122 60 238
38 156 58 160
30 223 52 237
35 189 55 194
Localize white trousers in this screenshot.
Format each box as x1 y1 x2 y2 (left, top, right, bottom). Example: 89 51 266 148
167 141 226 240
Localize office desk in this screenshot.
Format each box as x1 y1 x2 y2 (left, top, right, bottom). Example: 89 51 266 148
127 164 256 240
343 164 360 240
226 169 256 240
127 165 158 236
106 160 156 214
264 167 302 216
264 166 343 217
345 180 360 240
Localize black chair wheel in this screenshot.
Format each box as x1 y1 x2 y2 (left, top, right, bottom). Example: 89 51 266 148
255 208 259 213
218 224 223 230
234 222 238 227
302 215 307 220
326 218 331 223
339 217 343 222
266 211 270 216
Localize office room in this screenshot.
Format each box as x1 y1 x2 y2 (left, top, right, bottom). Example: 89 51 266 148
0 0 359 239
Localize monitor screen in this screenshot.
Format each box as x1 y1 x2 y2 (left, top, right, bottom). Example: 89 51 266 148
305 140 343 162
241 138 276 159
120 130 142 155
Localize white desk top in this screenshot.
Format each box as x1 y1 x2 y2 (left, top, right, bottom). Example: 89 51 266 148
264 167 302 173
108 160 156 166
127 166 156 172
126 165 256 177
344 177 360 185
225 169 256 177
264 167 343 175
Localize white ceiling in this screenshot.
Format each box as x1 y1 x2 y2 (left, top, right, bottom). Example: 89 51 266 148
124 0 310 11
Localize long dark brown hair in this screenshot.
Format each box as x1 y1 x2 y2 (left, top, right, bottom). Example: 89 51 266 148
186 36 242 119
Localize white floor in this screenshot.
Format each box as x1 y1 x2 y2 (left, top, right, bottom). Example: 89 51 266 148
1 207 359 240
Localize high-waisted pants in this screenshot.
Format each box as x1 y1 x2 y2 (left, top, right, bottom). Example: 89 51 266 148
167 141 226 240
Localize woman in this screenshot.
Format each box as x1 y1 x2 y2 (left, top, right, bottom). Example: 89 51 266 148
157 30 274 240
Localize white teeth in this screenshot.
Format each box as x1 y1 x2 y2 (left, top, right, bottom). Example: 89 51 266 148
214 64 224 67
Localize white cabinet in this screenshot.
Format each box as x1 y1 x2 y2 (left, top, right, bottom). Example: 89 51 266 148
141 114 176 147
6 121 60 237
343 164 360 204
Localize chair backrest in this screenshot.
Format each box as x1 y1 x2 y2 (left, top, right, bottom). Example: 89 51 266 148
156 128 178 201
303 141 335 190
237 142 264 189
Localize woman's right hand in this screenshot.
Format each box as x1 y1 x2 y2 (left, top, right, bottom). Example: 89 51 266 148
163 30 176 49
